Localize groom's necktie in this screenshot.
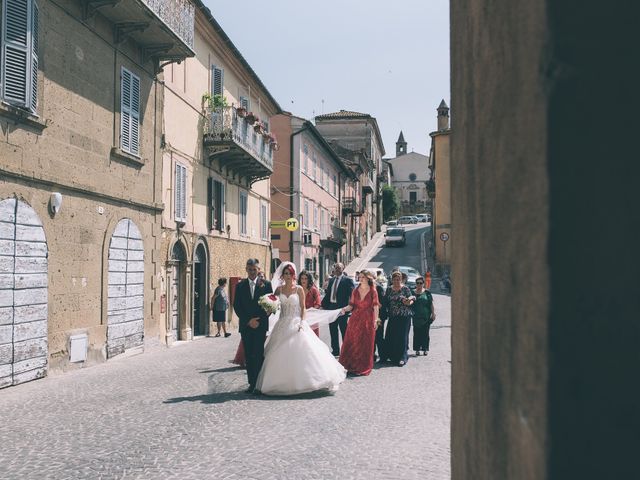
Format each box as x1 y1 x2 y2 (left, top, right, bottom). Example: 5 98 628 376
250 280 255 298
330 275 341 303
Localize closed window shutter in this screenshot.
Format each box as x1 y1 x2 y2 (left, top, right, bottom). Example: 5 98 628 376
120 67 140 155
29 0 37 112
121 69 131 153
219 181 225 230
2 0 30 107
211 65 223 96
240 96 249 110
207 177 214 231
130 73 140 155
175 164 186 221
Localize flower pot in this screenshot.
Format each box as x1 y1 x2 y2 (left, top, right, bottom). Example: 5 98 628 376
245 113 257 124
236 107 247 118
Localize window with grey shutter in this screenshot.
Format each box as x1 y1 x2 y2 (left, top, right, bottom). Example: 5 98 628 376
1 0 38 111
211 65 223 96
240 95 249 110
239 191 247 235
175 163 187 222
120 67 140 156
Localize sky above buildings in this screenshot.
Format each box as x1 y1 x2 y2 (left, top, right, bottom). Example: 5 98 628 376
204 0 450 158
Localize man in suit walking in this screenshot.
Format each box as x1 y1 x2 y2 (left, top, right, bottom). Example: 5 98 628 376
321 262 355 356
233 258 273 393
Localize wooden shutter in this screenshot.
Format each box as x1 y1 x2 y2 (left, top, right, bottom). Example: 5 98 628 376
121 67 140 155
211 65 223 96
2 0 30 106
29 0 37 112
175 164 186 221
130 73 140 155
240 95 249 110
219 181 225 230
207 177 214 230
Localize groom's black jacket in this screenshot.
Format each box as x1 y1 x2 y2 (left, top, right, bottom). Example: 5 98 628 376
233 278 273 334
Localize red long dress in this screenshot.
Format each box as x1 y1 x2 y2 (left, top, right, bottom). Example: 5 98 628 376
304 285 322 336
339 287 380 376
231 340 245 367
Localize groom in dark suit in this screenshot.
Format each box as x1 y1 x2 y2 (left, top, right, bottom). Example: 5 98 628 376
321 262 355 356
233 258 273 393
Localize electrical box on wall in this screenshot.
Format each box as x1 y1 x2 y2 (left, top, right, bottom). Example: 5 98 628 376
69 334 88 363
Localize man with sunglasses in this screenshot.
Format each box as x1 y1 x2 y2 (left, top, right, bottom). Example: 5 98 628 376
411 276 436 356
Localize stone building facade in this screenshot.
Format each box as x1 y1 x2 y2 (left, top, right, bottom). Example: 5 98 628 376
315 110 385 241
0 0 195 387
428 101 451 273
386 131 430 216
159 1 281 341
270 114 356 286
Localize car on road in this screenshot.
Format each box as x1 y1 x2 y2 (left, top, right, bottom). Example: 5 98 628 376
415 214 429 223
390 265 422 293
386 219 398 226
398 216 417 225
384 227 406 247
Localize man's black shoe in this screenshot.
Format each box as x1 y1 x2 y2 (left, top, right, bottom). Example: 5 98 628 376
244 387 254 394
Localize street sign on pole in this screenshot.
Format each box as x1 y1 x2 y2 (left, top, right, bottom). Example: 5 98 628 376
440 232 449 242
285 218 299 231
270 220 287 228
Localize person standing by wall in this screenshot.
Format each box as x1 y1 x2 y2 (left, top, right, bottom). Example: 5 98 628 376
411 277 435 355
211 278 231 337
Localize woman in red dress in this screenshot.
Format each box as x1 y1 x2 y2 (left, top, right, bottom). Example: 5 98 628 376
299 270 322 336
338 269 380 376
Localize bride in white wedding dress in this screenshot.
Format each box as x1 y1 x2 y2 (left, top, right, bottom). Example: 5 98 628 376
255 262 346 395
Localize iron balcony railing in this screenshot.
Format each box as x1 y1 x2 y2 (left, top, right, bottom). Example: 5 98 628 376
142 0 195 50
342 197 359 213
205 105 274 171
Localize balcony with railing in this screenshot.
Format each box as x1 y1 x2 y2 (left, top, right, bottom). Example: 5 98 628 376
203 106 275 185
83 0 195 61
342 197 359 214
320 223 346 249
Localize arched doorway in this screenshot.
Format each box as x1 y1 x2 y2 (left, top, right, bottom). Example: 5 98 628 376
192 242 208 337
107 219 144 358
0 198 48 388
169 241 188 341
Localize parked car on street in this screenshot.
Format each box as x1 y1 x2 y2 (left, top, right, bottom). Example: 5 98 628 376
385 227 406 247
390 265 421 292
386 219 398 226
415 214 429 223
398 216 417 225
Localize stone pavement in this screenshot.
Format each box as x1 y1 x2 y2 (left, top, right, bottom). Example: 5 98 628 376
0 296 451 480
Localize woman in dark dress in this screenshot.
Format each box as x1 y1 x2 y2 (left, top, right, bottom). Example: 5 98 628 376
382 270 415 366
411 277 435 356
339 270 380 376
211 278 230 337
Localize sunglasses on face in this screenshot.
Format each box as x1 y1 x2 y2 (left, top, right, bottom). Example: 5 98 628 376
415 281 424 284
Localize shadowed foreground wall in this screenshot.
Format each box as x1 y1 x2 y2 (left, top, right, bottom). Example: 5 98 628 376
451 1 640 479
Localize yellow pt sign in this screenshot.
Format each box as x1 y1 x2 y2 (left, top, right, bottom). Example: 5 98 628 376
285 218 299 231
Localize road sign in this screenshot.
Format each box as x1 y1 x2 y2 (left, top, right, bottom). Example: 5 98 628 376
270 221 287 228
440 232 450 242
285 218 299 231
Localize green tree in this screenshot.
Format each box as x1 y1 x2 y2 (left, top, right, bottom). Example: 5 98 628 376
382 185 399 221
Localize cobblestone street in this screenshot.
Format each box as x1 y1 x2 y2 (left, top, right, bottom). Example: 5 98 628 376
0 296 450 480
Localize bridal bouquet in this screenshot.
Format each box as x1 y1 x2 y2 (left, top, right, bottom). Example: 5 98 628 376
258 293 280 315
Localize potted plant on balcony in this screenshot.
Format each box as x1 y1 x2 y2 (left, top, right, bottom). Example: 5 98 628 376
253 120 265 134
202 92 228 110
245 111 258 124
266 132 277 145
236 104 247 117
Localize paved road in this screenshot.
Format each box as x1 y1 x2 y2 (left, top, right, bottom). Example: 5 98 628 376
351 223 428 278
0 295 451 480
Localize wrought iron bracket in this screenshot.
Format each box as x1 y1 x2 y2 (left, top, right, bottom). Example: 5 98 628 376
114 21 149 45
82 0 121 21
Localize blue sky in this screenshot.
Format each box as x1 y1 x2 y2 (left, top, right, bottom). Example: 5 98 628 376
204 0 450 158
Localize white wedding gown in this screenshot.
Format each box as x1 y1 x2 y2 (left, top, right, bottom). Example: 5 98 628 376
255 292 347 395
